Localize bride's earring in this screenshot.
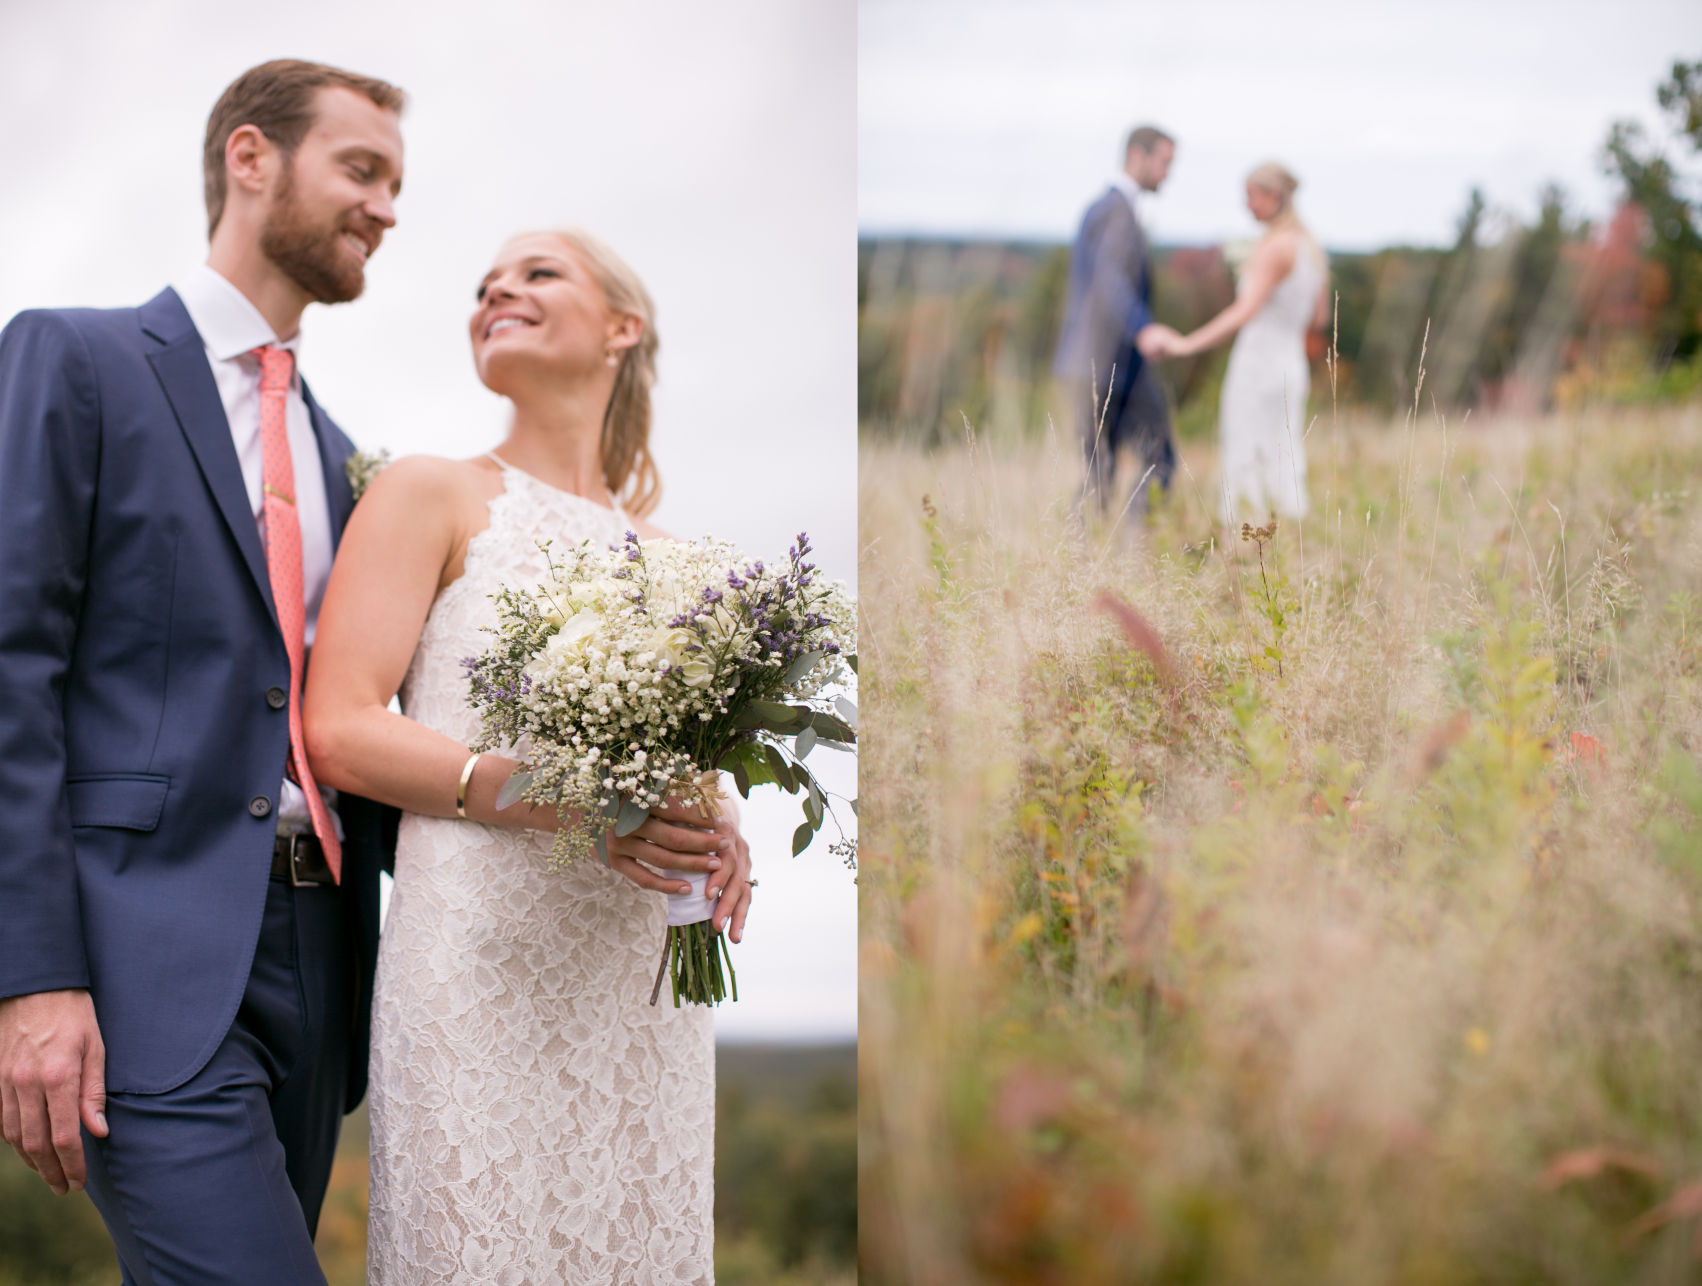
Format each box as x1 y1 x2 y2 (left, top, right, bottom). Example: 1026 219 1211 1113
604 348 621 368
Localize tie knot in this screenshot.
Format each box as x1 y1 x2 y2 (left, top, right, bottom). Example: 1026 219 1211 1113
252 344 294 394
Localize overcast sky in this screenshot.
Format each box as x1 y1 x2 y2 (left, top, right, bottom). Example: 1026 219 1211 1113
860 0 1702 250
0 0 856 1042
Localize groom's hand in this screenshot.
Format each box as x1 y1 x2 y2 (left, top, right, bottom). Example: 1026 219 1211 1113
1136 323 1182 361
0 988 108 1195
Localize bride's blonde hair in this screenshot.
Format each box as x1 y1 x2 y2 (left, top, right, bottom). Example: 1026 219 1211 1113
517 229 663 518
1247 162 1322 265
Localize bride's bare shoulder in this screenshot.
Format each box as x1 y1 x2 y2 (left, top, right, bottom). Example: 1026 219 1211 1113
361 454 504 507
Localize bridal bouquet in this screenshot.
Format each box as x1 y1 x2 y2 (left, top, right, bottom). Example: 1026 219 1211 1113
464 531 857 1007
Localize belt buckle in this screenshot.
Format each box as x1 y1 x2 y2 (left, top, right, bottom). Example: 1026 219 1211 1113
286 833 323 888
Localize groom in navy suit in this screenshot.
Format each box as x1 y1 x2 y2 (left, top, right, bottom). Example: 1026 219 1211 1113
0 61 404 1283
1054 125 1182 526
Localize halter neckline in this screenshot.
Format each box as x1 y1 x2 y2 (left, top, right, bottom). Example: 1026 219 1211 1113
485 451 631 527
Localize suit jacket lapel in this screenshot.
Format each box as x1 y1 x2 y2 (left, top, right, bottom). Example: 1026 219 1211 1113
1129 204 1152 304
302 383 353 553
140 289 279 630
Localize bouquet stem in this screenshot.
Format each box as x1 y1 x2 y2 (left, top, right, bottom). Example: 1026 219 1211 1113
649 921 738 1008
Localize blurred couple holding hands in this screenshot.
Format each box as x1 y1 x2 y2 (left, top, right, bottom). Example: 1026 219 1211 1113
0 58 745 1285
1054 125 1332 527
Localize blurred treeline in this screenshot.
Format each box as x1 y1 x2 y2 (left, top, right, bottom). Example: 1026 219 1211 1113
0 1042 856 1286
859 58 1702 446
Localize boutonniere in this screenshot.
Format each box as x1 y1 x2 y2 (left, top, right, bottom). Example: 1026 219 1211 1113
345 448 393 501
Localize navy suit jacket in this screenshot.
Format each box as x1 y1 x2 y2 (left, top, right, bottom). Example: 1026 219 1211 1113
0 288 394 1104
1053 186 1156 391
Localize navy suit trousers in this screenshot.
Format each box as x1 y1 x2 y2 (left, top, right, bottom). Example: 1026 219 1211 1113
1078 342 1175 521
81 875 351 1286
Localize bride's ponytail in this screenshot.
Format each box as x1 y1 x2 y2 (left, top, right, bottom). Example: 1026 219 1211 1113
539 229 663 518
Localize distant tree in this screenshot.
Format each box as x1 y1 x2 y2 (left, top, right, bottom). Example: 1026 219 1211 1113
1657 58 1702 150
1602 56 1702 362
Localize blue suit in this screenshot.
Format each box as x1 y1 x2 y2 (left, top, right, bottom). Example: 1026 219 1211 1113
1053 186 1175 516
0 288 394 1283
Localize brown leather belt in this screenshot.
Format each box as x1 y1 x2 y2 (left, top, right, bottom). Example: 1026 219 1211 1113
271 833 335 886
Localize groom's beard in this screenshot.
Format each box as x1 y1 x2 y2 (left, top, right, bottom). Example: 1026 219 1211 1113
260 164 369 305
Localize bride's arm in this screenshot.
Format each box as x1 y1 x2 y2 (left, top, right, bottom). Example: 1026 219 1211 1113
305 456 534 825
303 459 734 899
1170 231 1299 358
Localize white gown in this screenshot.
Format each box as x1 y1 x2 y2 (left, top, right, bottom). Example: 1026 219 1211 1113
1217 237 1325 522
366 459 716 1286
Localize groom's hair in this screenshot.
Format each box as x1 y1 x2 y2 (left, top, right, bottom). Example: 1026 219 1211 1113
204 60 406 236
1124 126 1174 157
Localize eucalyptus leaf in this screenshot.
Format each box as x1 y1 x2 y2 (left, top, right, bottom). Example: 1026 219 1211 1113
601 794 624 820
850 797 859 817
795 725 818 759
494 770 534 811
750 699 800 725
615 798 651 837
594 832 609 865
763 743 797 793
732 705 766 730
808 737 854 754
847 654 858 676
783 650 825 686
731 756 752 800
834 696 858 728
792 822 813 856
804 712 855 743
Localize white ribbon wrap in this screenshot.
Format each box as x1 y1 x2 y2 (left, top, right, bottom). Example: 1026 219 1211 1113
664 869 718 927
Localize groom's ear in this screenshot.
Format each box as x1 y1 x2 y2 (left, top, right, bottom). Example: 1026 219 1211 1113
223 124 282 201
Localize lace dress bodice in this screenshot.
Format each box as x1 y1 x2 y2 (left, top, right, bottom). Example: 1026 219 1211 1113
367 461 715 1286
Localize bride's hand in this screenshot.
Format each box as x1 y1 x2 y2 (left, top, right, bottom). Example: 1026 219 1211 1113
602 800 754 944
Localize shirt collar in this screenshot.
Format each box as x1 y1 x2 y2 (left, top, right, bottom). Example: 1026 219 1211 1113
173 263 302 364
1110 172 1141 220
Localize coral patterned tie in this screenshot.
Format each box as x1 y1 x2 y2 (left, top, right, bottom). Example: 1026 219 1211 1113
254 344 342 882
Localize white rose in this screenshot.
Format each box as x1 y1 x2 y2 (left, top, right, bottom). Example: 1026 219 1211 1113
679 652 718 689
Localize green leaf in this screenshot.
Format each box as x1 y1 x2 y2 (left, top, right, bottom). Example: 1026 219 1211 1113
795 725 818 759
594 831 609 865
833 696 858 728
784 650 825 686
600 794 623 820
802 711 856 743
732 705 766 730
615 799 651 837
847 654 858 676
792 822 813 856
731 756 751 799
494 770 533 811
763 743 797 792
749 699 801 726
850 797 858 817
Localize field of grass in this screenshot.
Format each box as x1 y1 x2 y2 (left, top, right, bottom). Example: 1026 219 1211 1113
0 1041 854 1286
858 400 1702 1284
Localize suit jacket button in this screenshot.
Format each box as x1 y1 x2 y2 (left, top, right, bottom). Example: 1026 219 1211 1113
266 686 288 709
249 795 273 818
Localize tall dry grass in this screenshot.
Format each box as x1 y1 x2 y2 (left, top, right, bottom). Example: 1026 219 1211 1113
859 401 1702 1284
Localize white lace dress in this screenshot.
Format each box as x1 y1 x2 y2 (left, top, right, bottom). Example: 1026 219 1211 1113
366 460 715 1286
1217 238 1325 522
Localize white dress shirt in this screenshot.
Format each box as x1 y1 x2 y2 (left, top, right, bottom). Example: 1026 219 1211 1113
173 263 339 837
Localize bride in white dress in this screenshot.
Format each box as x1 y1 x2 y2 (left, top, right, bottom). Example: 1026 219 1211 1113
303 230 754 1284
1157 162 1329 521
